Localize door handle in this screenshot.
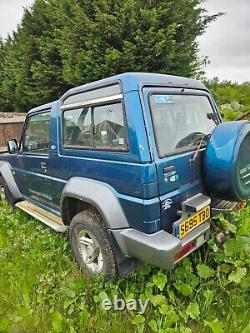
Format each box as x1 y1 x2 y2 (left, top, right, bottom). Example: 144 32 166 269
163 165 175 173
40 162 47 170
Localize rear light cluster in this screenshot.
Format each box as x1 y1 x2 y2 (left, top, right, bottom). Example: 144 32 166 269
174 240 195 262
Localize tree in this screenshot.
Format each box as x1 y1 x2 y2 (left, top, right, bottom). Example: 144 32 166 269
0 38 6 110
0 0 219 112
205 78 250 120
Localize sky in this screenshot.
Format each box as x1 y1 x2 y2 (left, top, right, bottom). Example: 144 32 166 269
0 0 249 83
198 0 250 83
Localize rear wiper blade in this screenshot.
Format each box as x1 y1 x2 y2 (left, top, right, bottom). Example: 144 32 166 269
190 134 211 163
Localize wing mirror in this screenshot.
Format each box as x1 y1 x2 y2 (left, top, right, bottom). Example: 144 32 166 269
7 139 18 154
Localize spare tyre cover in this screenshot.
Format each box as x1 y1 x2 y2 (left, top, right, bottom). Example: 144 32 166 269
205 120 250 201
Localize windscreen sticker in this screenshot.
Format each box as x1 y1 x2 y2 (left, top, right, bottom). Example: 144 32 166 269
154 95 174 104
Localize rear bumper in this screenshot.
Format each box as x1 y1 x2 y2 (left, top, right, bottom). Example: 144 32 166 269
111 221 210 270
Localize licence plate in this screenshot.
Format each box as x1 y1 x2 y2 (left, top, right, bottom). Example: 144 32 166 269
175 206 210 239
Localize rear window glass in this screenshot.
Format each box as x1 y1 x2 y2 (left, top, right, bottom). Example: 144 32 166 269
149 94 217 157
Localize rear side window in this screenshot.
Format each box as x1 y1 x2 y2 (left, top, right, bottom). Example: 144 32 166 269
63 102 128 151
23 112 50 154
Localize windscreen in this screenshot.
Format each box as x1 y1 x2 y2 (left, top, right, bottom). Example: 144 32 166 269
149 94 217 157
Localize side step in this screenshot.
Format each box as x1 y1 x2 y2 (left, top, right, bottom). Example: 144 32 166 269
15 200 68 233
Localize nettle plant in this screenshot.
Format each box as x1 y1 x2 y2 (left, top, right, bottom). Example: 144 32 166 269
91 210 250 333
0 200 249 333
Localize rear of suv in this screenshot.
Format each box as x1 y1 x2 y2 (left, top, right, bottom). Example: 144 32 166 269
1 73 249 279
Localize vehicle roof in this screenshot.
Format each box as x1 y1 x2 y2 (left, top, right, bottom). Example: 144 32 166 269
28 72 207 114
28 101 56 114
61 72 207 100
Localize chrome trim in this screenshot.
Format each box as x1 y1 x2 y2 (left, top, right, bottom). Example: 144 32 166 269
61 94 123 110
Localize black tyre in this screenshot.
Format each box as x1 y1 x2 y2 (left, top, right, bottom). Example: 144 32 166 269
0 176 16 206
69 209 118 280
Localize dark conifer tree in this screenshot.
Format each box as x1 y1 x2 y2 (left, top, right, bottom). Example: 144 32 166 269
0 0 219 112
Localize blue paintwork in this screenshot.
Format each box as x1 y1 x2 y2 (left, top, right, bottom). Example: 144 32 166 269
60 72 207 101
205 120 250 201
0 73 220 234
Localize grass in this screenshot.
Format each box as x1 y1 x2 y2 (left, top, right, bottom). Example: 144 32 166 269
0 199 249 333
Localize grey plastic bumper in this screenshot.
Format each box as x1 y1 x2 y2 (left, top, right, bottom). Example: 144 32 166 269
111 222 210 270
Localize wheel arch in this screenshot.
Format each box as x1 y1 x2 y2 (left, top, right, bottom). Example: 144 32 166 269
60 177 129 229
0 161 22 202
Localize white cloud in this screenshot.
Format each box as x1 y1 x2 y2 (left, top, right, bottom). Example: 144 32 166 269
199 0 250 82
0 0 34 39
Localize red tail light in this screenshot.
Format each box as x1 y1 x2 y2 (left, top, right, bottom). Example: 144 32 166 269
174 240 195 262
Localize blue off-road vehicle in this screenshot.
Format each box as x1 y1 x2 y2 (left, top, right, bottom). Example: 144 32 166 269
1 73 250 279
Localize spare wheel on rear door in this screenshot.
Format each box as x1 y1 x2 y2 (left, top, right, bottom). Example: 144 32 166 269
205 120 250 201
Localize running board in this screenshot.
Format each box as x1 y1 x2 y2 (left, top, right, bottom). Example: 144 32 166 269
15 200 68 233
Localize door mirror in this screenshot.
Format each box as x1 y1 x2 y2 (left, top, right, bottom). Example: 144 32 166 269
7 139 18 154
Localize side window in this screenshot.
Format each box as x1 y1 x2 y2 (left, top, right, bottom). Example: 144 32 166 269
23 112 50 154
63 102 128 151
93 103 127 150
64 107 92 148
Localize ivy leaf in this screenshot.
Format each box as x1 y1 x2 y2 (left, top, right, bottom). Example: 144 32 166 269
167 307 180 325
150 294 167 306
186 302 200 320
174 281 193 296
132 315 145 325
148 319 158 332
204 319 224 333
189 273 200 287
197 264 215 279
228 268 247 283
153 272 167 291
159 304 169 315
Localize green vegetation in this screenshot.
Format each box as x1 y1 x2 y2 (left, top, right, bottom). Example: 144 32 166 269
206 79 250 121
0 0 218 113
0 199 249 333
